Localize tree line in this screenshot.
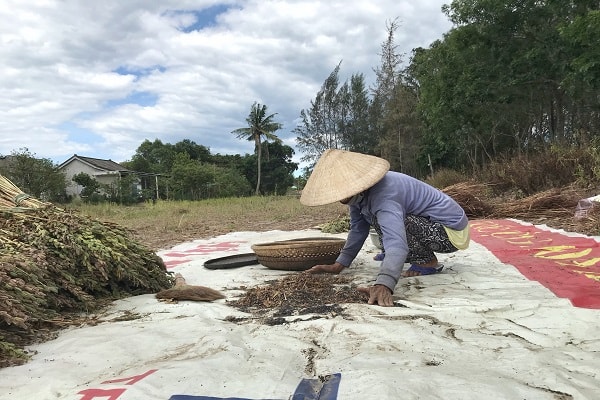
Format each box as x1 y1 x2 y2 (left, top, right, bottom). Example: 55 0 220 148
123 136 296 201
296 1 599 176
1 0 598 202
0 140 297 204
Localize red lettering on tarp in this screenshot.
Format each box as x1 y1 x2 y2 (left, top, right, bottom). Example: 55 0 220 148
101 369 157 385
470 220 600 308
162 241 244 258
164 259 190 269
76 369 158 399
160 241 246 269
77 388 126 400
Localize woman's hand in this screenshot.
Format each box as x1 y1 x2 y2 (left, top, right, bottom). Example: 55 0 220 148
357 284 394 307
304 262 346 274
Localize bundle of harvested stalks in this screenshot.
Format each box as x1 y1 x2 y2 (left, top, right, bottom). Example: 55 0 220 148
442 182 495 218
0 180 174 368
0 175 51 210
491 187 581 219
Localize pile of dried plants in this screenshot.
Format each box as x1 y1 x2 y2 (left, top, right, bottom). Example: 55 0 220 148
0 175 173 367
443 183 600 236
490 187 581 220
441 182 496 218
231 274 366 309
443 183 582 219
227 274 368 325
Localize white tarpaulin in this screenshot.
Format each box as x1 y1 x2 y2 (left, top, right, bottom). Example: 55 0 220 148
0 225 599 400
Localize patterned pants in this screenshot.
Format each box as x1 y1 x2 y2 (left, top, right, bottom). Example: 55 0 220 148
373 214 458 264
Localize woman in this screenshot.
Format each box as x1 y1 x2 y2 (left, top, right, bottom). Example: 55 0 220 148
300 149 470 307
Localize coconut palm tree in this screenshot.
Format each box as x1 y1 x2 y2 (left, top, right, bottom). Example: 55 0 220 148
232 102 282 195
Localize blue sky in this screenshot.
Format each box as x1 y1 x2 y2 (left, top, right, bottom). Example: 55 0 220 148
177 4 233 32
0 0 453 170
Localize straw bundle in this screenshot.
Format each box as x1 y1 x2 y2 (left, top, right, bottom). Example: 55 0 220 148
0 175 52 210
442 182 495 218
442 182 587 223
490 187 581 219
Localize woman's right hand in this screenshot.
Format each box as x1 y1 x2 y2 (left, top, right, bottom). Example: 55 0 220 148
304 262 346 274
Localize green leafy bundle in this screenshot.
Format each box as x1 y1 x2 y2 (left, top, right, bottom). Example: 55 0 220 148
0 206 173 367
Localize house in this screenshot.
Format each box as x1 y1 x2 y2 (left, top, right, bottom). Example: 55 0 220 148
58 154 160 199
0 155 14 171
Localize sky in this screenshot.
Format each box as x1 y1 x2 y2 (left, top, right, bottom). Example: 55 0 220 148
0 0 453 170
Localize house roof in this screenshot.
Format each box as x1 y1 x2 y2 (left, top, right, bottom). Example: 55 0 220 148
0 155 15 169
58 154 163 177
58 154 130 172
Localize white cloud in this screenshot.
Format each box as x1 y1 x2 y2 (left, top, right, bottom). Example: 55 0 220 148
0 0 452 167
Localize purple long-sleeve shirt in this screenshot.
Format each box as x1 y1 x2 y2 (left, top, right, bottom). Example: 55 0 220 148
335 171 468 292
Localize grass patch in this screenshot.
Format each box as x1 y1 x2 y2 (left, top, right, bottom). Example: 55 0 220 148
67 196 348 250
72 197 294 223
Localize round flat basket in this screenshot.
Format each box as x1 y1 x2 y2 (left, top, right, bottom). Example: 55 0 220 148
251 237 346 271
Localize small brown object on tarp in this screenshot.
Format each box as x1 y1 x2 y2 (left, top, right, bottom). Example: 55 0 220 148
156 273 225 302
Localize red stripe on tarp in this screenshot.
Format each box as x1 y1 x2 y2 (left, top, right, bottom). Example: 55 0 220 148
163 259 190 269
162 242 244 258
470 219 600 309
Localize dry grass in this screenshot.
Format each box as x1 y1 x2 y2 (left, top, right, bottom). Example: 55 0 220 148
69 186 600 250
68 196 348 251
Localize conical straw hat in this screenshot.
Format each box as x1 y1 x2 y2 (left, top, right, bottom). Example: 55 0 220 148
300 149 390 206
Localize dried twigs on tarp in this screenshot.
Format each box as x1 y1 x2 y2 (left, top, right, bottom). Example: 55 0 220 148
229 274 367 310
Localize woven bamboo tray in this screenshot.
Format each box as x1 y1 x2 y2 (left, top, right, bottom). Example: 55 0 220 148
251 237 346 271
